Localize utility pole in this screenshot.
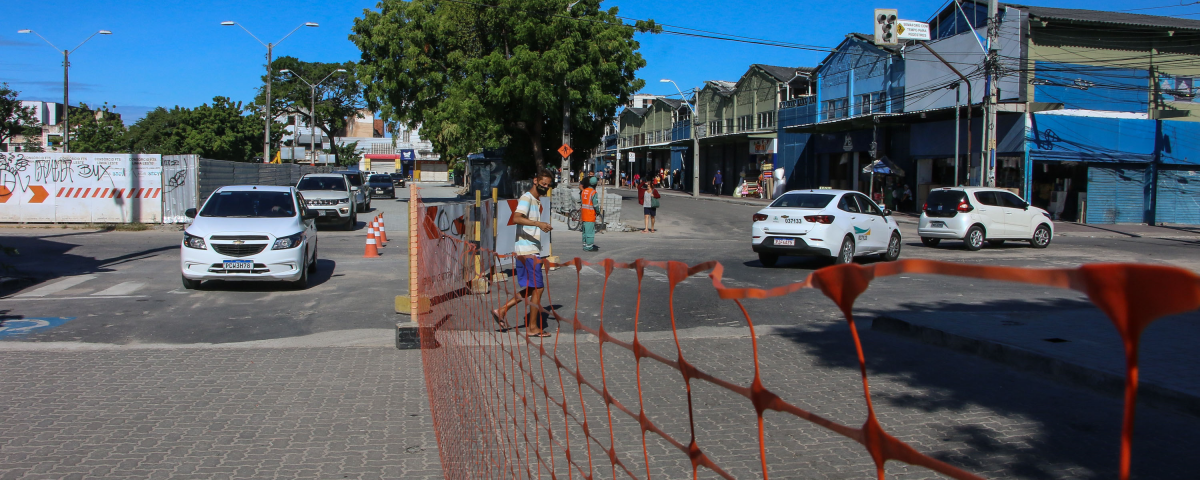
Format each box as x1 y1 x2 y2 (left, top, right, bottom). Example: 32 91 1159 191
691 87 700 197
983 0 1000 187
562 84 571 184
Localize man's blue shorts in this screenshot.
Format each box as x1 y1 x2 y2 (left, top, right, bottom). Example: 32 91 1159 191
514 256 545 289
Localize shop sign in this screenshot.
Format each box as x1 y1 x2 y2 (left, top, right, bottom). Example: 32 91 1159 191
750 139 774 155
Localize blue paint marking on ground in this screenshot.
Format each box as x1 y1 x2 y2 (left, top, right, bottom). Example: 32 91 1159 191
0 317 76 339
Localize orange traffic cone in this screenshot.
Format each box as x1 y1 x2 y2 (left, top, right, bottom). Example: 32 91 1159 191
364 223 381 257
377 214 389 244
372 216 386 247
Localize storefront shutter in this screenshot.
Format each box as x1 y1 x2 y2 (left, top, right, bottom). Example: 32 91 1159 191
1155 168 1200 225
1086 166 1147 224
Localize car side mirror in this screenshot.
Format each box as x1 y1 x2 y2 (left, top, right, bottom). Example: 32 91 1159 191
883 209 892 216
303 209 320 220
184 208 197 218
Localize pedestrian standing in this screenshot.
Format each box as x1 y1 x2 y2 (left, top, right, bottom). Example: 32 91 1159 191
639 179 661 233
633 173 640 189
580 177 600 251
493 170 555 337
901 183 913 212
713 169 724 196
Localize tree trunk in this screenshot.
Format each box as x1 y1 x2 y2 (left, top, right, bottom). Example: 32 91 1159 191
530 115 544 173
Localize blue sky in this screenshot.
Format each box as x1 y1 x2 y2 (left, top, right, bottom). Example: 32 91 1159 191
1 0 1182 124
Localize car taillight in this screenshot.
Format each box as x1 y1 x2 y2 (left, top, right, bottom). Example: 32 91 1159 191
956 201 973 213
752 213 768 222
922 203 927 211
804 215 835 224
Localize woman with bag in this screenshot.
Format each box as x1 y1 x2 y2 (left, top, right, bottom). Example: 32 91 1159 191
638 179 661 233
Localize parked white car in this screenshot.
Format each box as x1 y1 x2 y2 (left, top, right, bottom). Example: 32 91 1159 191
751 189 903 267
917 187 1054 250
180 185 319 289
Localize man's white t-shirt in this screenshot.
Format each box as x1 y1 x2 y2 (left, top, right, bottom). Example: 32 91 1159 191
514 191 541 256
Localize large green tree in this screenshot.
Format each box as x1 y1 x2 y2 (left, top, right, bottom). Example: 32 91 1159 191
68 102 126 153
351 0 653 175
256 56 364 153
0 83 39 150
126 97 284 162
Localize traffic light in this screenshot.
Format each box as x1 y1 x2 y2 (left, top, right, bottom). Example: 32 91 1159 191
875 9 898 46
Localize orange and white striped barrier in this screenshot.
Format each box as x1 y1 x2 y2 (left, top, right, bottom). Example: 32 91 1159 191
363 223 381 257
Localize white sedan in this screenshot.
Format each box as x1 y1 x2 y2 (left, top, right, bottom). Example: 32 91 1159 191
751 189 902 267
180 185 319 289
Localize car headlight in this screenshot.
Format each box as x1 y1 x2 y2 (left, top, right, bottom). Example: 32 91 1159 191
183 232 207 250
338 198 350 204
272 232 305 250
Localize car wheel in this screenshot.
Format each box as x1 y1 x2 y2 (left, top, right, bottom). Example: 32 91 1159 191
292 260 309 289
964 225 985 251
345 213 357 231
1031 224 1052 249
181 275 201 290
758 253 779 268
988 239 1005 246
920 237 940 247
882 233 902 261
834 236 855 264
308 249 318 274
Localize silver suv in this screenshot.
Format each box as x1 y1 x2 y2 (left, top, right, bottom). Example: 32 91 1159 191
296 174 358 230
918 187 1054 250
333 171 372 212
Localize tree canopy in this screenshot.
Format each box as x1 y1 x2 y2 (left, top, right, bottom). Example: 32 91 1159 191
126 97 285 162
69 103 127 154
0 84 39 150
255 56 364 157
352 0 654 175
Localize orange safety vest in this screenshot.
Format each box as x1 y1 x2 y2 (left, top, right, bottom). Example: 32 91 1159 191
581 188 597 222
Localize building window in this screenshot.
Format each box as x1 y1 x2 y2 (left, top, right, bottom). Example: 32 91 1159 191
823 99 848 119
708 121 722 135
858 92 887 115
756 111 775 129
725 118 734 133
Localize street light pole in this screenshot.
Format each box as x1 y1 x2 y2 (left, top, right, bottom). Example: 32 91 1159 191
222 21 318 163
280 69 347 166
18 29 112 154
661 79 701 197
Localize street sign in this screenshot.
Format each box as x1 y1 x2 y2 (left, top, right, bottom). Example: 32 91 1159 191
557 144 574 158
843 134 854 152
628 152 635 162
896 20 931 41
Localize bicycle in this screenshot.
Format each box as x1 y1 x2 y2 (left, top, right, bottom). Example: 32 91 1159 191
566 207 582 231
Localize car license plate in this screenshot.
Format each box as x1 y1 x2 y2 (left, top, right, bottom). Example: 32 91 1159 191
223 260 253 271
931 221 946 228
774 238 795 246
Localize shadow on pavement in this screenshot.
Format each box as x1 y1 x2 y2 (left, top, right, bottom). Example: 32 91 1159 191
776 296 1198 479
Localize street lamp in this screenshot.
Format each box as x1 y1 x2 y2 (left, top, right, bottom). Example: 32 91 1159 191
18 28 112 153
661 79 701 197
221 21 318 163
279 68 347 166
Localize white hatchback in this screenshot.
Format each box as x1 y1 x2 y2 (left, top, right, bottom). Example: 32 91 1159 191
751 189 903 267
917 187 1054 251
180 186 319 289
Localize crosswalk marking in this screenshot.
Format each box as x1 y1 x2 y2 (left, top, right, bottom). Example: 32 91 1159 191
14 275 97 298
90 282 145 296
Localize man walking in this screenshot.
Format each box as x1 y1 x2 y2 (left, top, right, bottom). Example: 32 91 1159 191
492 170 555 337
579 177 600 251
713 169 724 196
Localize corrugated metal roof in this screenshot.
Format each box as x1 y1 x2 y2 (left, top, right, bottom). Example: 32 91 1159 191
753 64 803 82
706 80 737 96
1017 4 1200 31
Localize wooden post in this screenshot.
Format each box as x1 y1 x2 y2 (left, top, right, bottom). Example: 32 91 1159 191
409 185 419 317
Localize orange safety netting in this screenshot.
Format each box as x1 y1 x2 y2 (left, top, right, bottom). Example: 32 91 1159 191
411 189 1200 480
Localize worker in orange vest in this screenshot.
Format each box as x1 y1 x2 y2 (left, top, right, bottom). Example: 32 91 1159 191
580 177 600 252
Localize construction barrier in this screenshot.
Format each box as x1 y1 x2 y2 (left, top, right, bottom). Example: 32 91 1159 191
410 186 1200 480
0 152 163 223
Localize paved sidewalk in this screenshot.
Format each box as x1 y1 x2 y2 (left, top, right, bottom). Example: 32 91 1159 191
0 347 442 479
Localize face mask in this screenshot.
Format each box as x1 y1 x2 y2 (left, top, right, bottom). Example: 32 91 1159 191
536 185 549 195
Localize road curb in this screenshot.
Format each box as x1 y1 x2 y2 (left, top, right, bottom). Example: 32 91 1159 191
871 315 1200 418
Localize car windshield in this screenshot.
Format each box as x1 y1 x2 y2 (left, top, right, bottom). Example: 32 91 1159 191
338 173 364 187
296 177 346 191
200 191 296 218
369 175 391 183
926 190 968 210
770 193 835 209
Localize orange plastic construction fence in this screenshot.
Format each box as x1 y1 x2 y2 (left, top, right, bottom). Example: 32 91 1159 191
411 189 1200 480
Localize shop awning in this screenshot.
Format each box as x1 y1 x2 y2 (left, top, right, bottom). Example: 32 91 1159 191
862 156 905 176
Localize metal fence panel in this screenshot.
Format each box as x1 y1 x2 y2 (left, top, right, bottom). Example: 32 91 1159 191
161 155 198 223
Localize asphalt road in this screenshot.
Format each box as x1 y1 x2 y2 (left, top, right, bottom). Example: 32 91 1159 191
0 192 410 345
531 187 1200 335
